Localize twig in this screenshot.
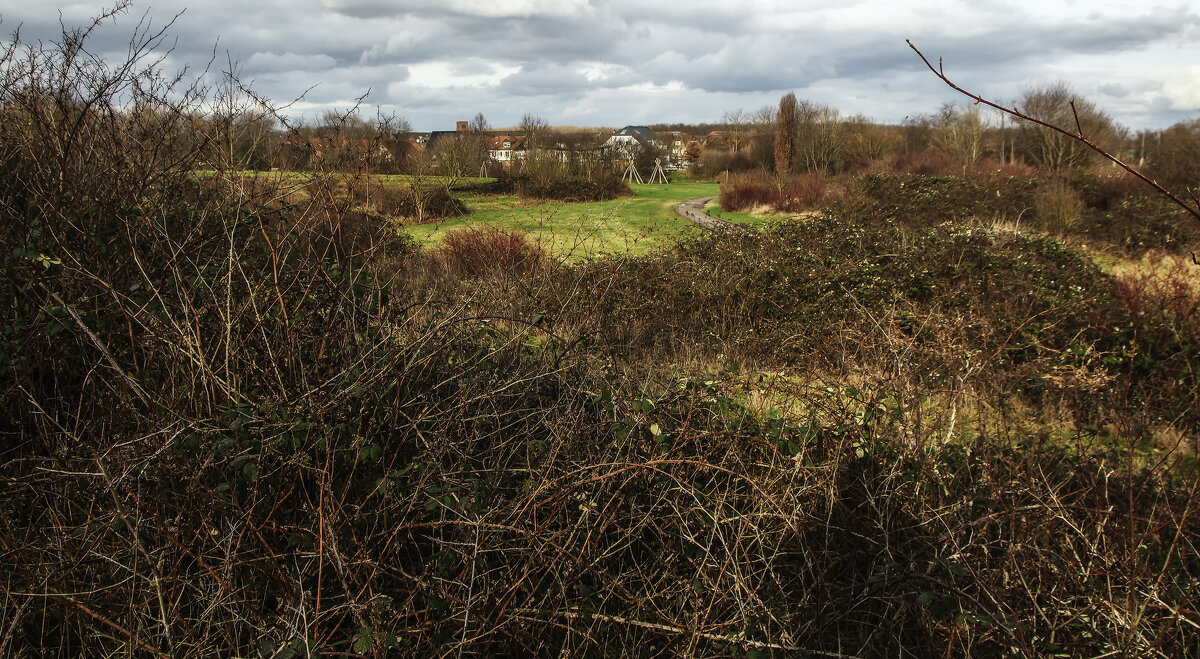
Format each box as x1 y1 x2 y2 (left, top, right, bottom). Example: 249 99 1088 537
510 608 861 656
51 593 170 658
45 290 151 406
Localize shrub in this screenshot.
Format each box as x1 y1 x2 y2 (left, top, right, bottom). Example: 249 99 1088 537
694 148 731 177
6 8 1199 658
451 175 519 194
432 227 548 278
516 171 632 202
1111 256 1200 424
388 185 469 222
1033 179 1085 234
891 148 956 175
1149 118 1200 192
975 159 1037 177
1067 168 1148 212
719 170 828 213
847 171 1037 231
773 172 829 212
718 174 772 212
346 178 414 216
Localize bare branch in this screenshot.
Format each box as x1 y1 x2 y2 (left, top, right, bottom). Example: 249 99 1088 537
907 39 1200 225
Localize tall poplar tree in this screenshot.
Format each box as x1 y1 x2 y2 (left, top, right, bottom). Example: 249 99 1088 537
775 92 798 175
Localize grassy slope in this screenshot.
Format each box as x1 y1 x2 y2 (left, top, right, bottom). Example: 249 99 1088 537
405 182 721 259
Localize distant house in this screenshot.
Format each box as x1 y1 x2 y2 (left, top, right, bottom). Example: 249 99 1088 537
705 130 735 149
485 135 527 167
424 120 471 153
658 131 699 167
603 125 663 161
391 139 425 162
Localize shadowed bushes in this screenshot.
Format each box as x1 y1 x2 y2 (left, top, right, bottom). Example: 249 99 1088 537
515 170 633 202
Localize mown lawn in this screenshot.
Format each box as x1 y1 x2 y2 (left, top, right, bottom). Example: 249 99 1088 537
404 182 721 259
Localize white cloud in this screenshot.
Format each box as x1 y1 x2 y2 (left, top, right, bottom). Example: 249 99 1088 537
406 60 521 89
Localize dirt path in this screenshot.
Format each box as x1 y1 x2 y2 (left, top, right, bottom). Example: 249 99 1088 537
674 196 748 234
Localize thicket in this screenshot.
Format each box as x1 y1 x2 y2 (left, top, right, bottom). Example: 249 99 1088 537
512 170 633 203
720 165 1200 256
346 179 467 222
2 10 1198 658
719 171 830 213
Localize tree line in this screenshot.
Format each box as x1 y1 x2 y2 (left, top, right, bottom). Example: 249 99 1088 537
690 84 1199 193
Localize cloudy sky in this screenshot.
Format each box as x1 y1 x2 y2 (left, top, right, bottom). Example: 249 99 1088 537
3 1 1199 132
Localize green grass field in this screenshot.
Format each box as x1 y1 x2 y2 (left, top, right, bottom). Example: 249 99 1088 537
405 182 721 259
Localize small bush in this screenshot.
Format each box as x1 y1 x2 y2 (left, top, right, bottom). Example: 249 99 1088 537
1033 179 1084 234
392 185 469 222
451 175 519 195
694 148 754 177
719 170 828 213
346 178 415 216
715 177 772 211
432 227 548 278
848 171 1037 230
773 172 829 212
1112 256 1200 425
975 159 1037 177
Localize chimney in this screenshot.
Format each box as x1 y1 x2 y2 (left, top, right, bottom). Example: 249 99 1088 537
456 120 469 133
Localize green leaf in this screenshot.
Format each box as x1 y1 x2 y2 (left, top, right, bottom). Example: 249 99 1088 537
352 626 375 653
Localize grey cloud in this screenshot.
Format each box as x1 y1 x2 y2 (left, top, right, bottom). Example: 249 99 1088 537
498 63 596 96
246 52 338 73
1 0 1196 130
1099 83 1131 98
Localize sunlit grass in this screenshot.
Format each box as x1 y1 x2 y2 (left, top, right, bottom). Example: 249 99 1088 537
405 182 722 259
705 200 825 228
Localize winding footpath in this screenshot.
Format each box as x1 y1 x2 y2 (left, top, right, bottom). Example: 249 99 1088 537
673 196 748 234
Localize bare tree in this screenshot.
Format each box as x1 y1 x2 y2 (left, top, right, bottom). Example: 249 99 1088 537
1149 119 1200 192
391 115 414 138
775 93 798 175
933 102 988 173
795 100 842 173
1017 82 1122 170
433 114 490 178
470 112 491 134
519 113 549 147
721 108 747 151
841 114 900 169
